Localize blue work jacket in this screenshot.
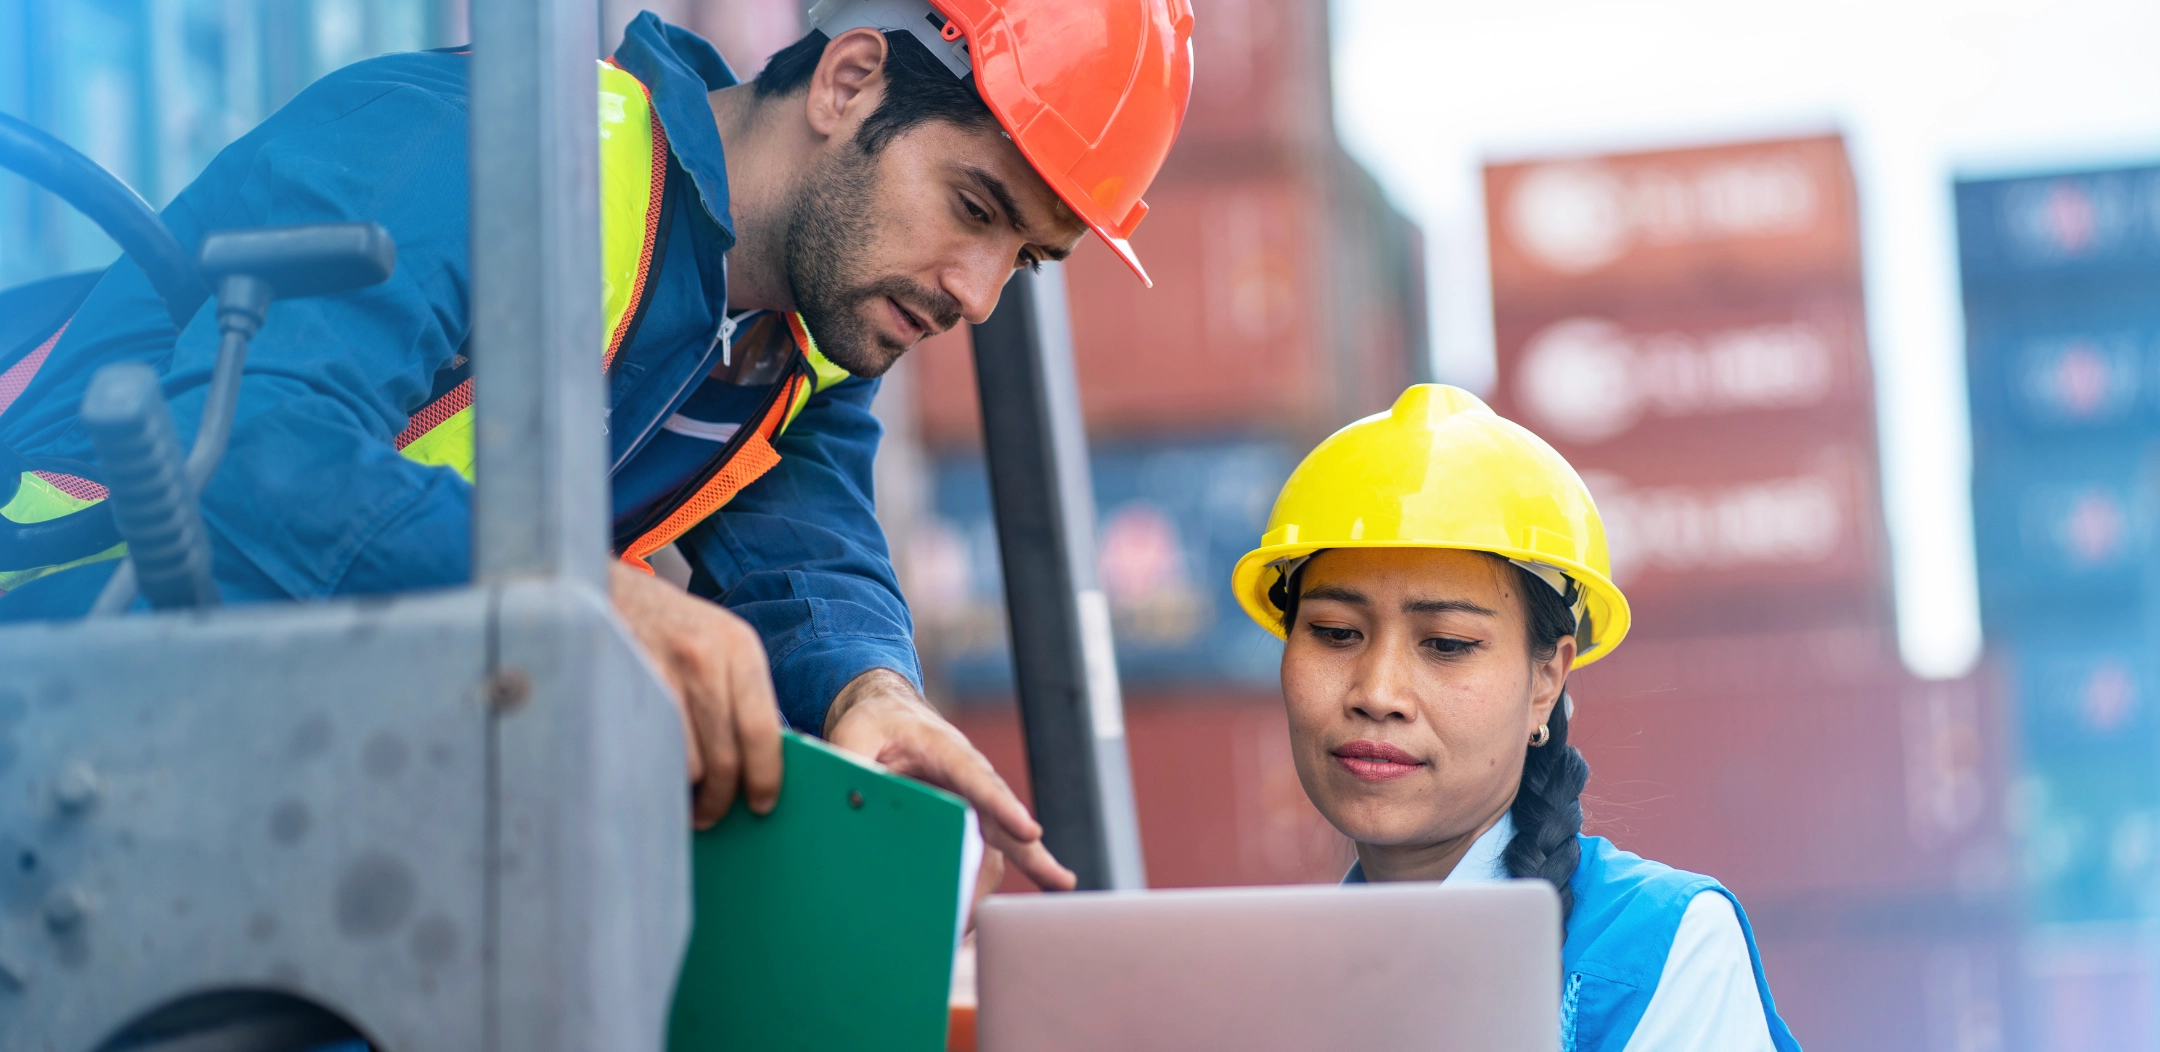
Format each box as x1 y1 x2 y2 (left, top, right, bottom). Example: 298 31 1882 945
0 15 921 733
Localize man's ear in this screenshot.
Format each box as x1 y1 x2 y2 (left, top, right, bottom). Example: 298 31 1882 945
804 27 890 141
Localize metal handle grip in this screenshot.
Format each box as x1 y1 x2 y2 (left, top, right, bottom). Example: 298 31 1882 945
81 364 219 610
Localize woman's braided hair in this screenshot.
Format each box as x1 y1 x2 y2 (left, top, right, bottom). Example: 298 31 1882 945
1505 571 1590 921
1274 552 1592 920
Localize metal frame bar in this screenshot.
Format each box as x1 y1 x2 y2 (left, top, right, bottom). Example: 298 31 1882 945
468 0 607 589
972 263 1146 891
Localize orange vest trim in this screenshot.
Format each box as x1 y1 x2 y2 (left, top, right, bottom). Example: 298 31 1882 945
617 368 808 574
393 377 471 450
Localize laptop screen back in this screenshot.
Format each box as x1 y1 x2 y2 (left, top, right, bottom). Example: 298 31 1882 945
976 880 1560 1052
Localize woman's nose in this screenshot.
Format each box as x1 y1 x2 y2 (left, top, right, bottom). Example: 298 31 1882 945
1347 646 1420 722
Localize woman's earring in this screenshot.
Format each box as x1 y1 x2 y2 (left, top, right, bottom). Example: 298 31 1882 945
1529 724 1550 748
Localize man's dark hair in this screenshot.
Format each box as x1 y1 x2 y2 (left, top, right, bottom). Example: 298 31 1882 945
754 29 997 153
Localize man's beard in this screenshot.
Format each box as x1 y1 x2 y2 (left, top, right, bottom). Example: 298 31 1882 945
781 144 963 379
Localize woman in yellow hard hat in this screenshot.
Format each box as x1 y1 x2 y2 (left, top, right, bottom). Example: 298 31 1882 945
1232 385 1800 1052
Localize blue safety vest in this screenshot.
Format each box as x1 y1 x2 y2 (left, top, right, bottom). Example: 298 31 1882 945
1561 836 1803 1051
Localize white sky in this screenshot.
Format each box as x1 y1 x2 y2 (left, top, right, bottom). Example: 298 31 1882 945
1330 0 2160 678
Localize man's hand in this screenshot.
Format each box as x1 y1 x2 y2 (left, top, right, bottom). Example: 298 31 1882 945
610 562 783 829
825 669 1078 891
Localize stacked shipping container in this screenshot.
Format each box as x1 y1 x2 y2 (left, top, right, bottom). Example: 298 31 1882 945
1489 137 2016 1050
897 0 1427 889
1485 136 1895 638
1959 162 2160 1050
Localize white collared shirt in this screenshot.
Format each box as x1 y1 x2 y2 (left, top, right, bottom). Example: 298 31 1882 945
1353 816 1776 1052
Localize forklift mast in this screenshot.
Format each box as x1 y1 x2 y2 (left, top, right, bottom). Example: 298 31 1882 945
0 0 1140 1047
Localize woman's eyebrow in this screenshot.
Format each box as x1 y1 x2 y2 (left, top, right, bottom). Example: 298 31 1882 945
1299 584 1367 606
1403 597 1497 616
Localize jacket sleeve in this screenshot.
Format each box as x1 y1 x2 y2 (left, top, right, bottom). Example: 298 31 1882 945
166 78 480 600
677 374 923 734
0 59 486 611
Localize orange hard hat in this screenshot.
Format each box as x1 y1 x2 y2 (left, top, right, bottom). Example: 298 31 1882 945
807 0 1195 286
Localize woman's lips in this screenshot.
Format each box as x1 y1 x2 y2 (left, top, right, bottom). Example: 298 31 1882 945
1332 740 1426 782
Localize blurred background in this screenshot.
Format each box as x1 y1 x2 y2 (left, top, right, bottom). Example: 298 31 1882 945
5 0 2160 1047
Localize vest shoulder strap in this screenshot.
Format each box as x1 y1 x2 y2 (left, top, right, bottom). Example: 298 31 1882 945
598 59 671 372
1558 836 1802 1052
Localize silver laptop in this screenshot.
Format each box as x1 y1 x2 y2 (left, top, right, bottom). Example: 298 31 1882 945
976 880 1559 1052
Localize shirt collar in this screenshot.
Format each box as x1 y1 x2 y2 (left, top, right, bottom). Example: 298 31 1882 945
1340 813 1517 886
611 12 739 249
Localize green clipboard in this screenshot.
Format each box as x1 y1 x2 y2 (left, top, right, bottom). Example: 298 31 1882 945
668 730 979 1052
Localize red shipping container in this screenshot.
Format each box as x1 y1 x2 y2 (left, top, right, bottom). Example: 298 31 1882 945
1489 285 1874 455
1568 629 2012 904
1485 135 1864 314
946 691 1349 892
1167 0 1333 161
912 170 1421 447
1566 429 1892 637
1484 138 1884 638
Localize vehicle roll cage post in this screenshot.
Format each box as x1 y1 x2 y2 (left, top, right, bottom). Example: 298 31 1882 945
468 0 611 590
972 266 1147 891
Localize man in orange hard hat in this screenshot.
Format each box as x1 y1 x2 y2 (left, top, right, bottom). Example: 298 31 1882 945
0 0 1193 887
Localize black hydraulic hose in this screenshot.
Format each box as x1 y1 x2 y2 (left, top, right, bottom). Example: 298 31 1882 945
0 111 209 328
187 277 271 490
81 364 218 611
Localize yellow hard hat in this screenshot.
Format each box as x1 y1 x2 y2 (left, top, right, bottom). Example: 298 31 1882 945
1232 384 1632 667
